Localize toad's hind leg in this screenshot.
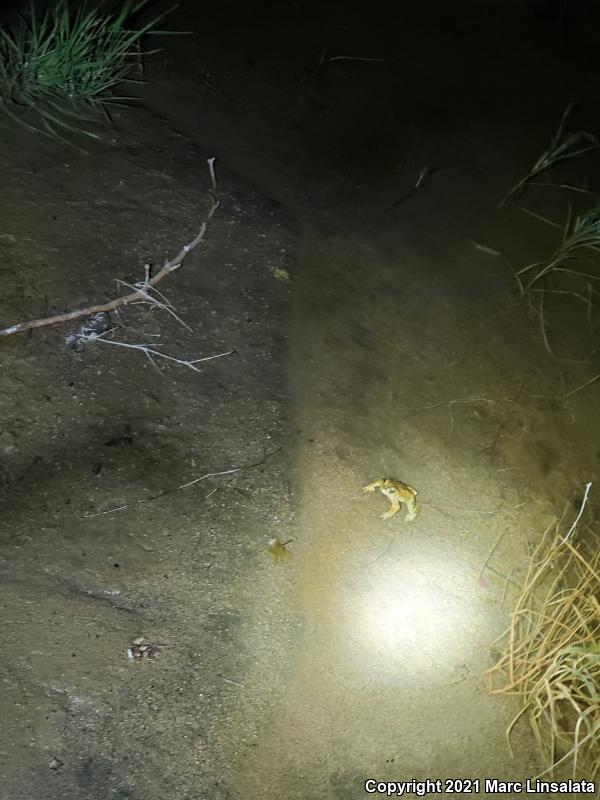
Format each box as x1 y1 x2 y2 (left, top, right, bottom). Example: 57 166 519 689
381 497 401 519
404 499 419 522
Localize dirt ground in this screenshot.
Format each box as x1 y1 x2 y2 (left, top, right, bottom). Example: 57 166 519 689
1 1 600 798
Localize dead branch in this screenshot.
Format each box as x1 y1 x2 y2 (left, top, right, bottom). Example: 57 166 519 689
89 334 235 373
313 47 384 87
82 445 282 518
0 158 219 338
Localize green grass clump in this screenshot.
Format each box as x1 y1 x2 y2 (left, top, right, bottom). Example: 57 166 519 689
518 206 600 294
0 0 172 143
513 206 600 353
500 104 599 208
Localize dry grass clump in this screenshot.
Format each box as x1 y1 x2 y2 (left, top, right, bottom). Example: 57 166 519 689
486 493 600 781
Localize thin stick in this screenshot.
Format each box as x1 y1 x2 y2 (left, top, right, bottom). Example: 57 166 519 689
82 446 282 518
327 55 385 63
467 238 502 257
518 206 564 231
391 166 436 209
528 181 600 195
0 158 219 337
115 278 193 332
498 568 513 609
91 336 234 373
478 526 508 584
564 374 600 399
561 483 592 543
538 289 554 355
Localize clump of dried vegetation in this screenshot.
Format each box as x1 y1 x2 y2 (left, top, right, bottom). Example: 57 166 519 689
486 486 600 781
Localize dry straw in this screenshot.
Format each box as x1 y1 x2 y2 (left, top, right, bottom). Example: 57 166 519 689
486 483 600 780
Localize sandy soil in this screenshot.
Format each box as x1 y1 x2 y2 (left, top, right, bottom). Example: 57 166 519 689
1 1 600 798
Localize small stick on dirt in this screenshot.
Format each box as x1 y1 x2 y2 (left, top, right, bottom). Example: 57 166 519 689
538 289 554 356
313 47 384 85
82 445 282 518
115 277 193 331
564 373 600 398
528 181 600 196
391 166 437 209
87 334 234 374
478 526 509 585
561 482 592 543
498 568 513 609
218 674 244 687
467 238 502 257
326 54 385 64
0 158 219 338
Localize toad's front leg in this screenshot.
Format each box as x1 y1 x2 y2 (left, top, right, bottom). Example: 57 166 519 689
363 479 384 493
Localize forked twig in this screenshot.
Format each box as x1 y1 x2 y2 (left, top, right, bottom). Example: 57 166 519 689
84 332 234 373
0 158 219 337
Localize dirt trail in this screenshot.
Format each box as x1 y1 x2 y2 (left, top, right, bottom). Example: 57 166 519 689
217 226 552 797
